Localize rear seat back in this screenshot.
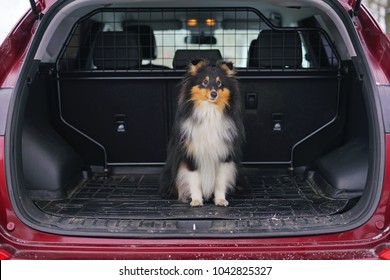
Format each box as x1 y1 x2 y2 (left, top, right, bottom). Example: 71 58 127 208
248 30 302 69
92 30 140 70
126 25 157 60
126 25 170 69
172 49 222 69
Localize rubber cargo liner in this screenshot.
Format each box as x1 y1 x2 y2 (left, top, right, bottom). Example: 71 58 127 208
34 169 349 220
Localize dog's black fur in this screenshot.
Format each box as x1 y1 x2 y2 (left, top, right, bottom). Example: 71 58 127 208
159 59 245 206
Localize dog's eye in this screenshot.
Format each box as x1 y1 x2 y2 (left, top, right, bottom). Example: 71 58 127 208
216 80 222 88
202 79 209 87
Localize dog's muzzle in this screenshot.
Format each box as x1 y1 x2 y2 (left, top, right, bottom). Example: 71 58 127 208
210 90 218 100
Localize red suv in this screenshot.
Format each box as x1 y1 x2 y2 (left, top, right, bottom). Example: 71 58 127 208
0 0 390 260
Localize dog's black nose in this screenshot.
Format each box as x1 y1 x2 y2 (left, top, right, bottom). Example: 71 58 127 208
210 91 218 99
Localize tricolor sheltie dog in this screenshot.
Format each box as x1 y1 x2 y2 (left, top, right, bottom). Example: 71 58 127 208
159 59 245 206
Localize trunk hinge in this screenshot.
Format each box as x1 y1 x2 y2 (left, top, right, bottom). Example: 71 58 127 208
348 0 362 25
353 0 362 17
29 0 44 20
349 0 362 17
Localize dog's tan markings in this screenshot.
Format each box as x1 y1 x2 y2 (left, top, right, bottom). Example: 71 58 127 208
215 198 229 206
219 62 235 78
189 60 206 76
215 87 231 111
191 85 208 107
202 75 210 86
190 199 204 207
216 76 222 87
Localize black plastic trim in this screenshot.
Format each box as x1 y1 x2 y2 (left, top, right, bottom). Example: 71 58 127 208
0 88 12 135
378 85 390 133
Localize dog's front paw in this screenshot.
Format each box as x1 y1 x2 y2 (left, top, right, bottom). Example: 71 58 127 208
190 199 204 207
215 199 229 207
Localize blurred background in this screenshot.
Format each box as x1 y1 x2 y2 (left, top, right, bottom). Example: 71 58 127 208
364 0 390 36
0 1 389 45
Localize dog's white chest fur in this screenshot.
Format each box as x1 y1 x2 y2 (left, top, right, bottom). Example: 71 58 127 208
180 101 237 199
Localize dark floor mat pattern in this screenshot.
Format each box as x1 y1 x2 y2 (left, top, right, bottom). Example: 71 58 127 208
35 173 349 220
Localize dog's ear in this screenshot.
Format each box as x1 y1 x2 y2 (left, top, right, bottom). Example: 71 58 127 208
188 59 206 75
218 61 235 77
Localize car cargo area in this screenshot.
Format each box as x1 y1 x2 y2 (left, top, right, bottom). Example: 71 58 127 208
33 169 353 235
10 2 376 237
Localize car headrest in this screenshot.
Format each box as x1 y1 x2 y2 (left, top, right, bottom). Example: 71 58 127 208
172 49 223 69
92 30 140 70
126 25 157 60
248 30 302 69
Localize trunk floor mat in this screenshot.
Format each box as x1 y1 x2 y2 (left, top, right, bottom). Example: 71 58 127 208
34 171 349 220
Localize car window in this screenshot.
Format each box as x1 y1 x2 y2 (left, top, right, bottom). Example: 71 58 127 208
153 29 260 68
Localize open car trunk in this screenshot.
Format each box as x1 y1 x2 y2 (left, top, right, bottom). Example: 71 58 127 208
7 0 381 237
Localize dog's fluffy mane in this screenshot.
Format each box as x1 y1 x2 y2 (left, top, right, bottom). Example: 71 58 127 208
159 59 245 203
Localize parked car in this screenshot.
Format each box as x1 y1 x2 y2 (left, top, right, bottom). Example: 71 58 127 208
0 0 390 260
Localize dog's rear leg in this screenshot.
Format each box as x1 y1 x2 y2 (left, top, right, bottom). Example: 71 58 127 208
177 163 203 206
214 161 237 206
